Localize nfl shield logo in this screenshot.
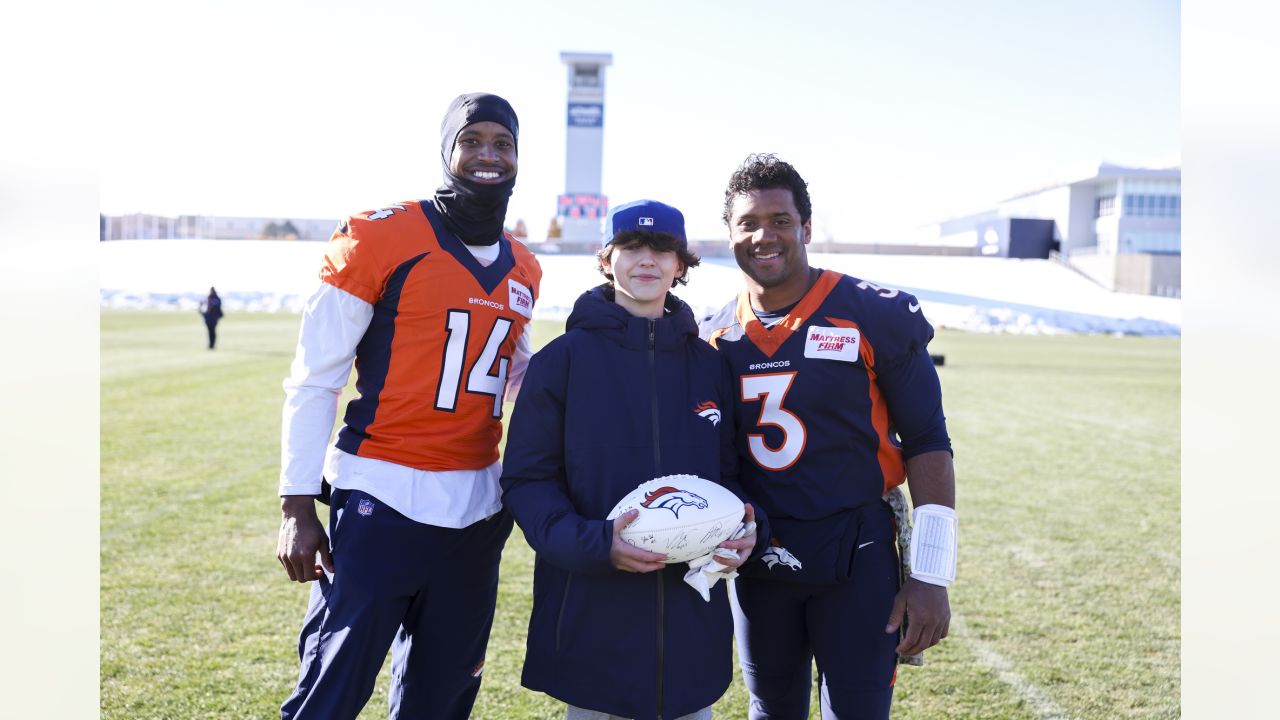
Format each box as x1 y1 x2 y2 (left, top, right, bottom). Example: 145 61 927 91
357 498 375 516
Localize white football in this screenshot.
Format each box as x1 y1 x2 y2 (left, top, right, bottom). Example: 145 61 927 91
606 474 745 564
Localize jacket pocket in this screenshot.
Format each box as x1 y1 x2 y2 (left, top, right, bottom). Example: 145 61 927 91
555 573 573 651
846 501 898 582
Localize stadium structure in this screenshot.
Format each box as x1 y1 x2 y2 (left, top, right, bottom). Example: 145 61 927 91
900 163 1181 297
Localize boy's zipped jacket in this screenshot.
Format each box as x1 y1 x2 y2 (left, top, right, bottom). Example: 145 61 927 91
500 285 769 720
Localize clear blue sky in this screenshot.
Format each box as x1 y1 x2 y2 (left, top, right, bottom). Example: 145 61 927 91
99 0 1179 242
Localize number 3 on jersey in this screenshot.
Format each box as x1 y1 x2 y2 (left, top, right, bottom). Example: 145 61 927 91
436 310 513 418
741 372 807 471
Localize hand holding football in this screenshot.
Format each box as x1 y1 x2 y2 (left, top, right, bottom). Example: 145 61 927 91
606 475 745 564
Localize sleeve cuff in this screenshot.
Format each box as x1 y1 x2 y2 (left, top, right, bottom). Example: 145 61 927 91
278 481 323 497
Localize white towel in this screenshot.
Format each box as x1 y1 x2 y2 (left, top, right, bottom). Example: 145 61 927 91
683 521 757 601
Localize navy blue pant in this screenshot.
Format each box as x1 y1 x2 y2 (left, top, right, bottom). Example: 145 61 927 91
204 318 218 349
731 502 900 720
281 489 514 720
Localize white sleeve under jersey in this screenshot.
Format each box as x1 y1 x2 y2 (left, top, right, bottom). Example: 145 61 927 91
505 325 533 404
278 282 373 496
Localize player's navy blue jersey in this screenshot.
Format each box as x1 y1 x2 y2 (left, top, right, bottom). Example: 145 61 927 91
699 269 951 520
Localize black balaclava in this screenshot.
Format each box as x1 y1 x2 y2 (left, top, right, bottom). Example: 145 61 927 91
431 93 519 246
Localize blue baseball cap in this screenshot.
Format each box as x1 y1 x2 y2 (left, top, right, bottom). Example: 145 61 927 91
602 199 687 248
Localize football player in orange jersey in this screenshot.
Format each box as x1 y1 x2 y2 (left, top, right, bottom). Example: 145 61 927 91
275 93 542 720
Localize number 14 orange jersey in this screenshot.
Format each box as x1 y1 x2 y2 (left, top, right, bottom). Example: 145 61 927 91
322 200 542 472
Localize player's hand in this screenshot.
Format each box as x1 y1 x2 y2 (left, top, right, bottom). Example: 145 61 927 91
609 509 667 573
713 504 758 570
276 495 334 582
885 576 950 655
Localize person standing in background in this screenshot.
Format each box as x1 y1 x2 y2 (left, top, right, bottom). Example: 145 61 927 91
199 286 222 349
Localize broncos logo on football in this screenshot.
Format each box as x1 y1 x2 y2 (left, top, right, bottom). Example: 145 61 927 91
694 400 721 426
760 539 803 571
641 486 709 519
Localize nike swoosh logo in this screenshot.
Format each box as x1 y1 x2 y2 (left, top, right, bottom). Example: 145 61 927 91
857 541 875 549
908 303 920 313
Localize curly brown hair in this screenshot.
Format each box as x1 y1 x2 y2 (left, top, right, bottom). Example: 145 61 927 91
596 230 701 287
722 153 812 226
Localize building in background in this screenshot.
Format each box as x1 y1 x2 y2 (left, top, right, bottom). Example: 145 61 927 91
910 163 1180 296
555 51 612 247
100 214 339 241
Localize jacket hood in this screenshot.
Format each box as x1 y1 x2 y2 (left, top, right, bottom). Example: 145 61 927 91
566 284 699 351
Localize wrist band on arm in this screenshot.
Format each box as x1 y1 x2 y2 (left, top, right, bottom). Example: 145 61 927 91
908 503 957 587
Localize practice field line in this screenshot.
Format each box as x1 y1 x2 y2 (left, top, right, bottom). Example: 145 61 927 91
952 612 1072 720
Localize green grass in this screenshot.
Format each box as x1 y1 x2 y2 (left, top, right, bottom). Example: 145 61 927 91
101 310 1179 719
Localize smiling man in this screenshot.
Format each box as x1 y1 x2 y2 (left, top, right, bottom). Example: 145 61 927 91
700 154 956 720
275 92 542 720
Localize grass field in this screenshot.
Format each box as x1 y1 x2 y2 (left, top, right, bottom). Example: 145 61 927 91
101 309 1179 719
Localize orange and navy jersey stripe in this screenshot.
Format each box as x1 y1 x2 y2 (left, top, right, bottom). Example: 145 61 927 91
323 200 541 472
699 269 949 519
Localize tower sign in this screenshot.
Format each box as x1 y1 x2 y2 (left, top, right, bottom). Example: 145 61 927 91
558 51 613 244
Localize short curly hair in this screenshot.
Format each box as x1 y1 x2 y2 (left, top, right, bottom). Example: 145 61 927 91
721 153 812 226
596 230 701 287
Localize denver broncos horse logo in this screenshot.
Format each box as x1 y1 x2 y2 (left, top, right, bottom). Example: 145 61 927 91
695 400 721 426
640 486 709 518
760 539 803 571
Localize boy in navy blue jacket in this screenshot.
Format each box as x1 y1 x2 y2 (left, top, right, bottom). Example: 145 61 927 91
500 200 768 720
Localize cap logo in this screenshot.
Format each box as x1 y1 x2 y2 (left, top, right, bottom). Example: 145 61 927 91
639 217 654 226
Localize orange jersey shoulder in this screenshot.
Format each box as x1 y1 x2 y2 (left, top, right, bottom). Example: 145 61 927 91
321 201 433 304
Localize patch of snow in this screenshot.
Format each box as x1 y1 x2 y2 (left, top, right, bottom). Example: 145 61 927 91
100 241 1180 336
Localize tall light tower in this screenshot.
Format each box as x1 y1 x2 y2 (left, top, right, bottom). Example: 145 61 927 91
557 51 613 245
